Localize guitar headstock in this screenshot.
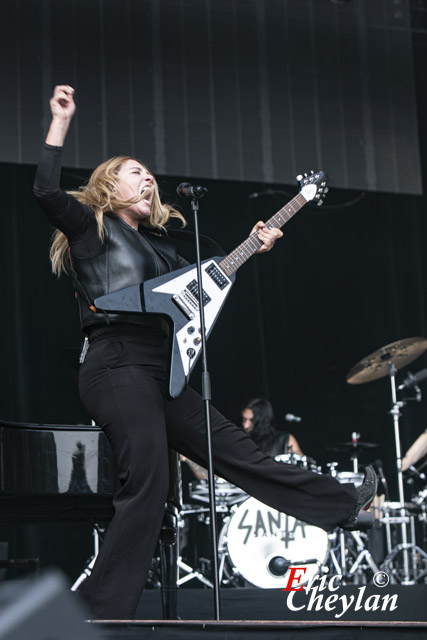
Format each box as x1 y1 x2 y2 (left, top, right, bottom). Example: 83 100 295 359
296 171 329 206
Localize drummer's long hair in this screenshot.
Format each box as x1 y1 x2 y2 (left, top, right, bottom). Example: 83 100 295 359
243 398 277 454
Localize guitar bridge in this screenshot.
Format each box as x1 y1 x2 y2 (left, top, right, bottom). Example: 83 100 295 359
172 294 195 320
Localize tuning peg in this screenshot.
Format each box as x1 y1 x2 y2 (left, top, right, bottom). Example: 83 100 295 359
296 174 303 181
310 170 314 174
304 173 308 177
324 187 329 193
317 199 323 206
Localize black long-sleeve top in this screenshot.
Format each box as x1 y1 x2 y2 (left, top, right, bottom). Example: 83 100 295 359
33 144 189 332
33 143 189 271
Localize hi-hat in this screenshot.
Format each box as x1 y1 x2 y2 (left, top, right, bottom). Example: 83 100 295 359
346 337 427 385
326 441 379 453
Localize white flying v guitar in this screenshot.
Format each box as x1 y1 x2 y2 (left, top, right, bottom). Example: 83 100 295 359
95 171 329 398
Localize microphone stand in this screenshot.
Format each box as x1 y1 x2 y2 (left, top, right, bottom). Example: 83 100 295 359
188 194 221 620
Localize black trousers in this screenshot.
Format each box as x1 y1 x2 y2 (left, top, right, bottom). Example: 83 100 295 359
78 327 357 619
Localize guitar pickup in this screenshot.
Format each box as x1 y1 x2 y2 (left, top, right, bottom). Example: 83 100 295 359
206 263 229 290
186 279 211 305
172 294 195 320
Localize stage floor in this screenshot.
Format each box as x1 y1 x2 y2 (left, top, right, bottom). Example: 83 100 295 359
84 585 425 640
92 619 427 640
135 584 427 622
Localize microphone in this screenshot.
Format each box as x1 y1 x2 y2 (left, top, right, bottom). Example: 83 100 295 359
398 368 427 391
284 413 302 423
176 182 208 199
373 459 386 481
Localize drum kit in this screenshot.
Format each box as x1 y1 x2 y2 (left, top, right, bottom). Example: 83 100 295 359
175 337 427 589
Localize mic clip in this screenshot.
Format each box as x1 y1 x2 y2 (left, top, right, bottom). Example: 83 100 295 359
177 182 208 200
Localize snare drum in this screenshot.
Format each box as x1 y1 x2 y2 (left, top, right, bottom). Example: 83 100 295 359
219 496 329 588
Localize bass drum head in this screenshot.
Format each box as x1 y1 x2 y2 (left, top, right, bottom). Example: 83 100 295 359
221 497 329 589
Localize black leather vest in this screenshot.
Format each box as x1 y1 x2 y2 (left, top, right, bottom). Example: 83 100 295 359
71 214 181 329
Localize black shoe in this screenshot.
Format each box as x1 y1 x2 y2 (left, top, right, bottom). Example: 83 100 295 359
340 465 378 531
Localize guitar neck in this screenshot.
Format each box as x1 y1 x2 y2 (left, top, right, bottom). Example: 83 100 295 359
219 192 307 277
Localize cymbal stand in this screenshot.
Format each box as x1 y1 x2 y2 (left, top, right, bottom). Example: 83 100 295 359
350 432 360 473
177 558 214 588
328 529 379 584
381 362 426 583
176 507 214 588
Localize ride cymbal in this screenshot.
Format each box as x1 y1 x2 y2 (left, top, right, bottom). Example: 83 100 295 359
346 337 427 385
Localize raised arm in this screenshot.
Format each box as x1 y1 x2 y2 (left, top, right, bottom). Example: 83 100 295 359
45 85 76 147
34 85 96 244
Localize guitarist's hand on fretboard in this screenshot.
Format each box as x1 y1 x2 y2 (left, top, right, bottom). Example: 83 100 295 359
251 220 284 254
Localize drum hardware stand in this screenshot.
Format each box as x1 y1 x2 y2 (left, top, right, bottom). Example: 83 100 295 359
380 508 427 584
350 432 361 473
176 507 215 588
177 559 214 588
328 529 380 583
70 525 103 591
381 362 427 583
327 444 379 583
414 488 427 506
71 418 106 592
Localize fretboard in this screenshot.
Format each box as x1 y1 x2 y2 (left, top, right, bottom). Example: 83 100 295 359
219 192 307 277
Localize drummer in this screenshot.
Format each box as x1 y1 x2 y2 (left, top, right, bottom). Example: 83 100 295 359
241 397 303 457
182 397 303 479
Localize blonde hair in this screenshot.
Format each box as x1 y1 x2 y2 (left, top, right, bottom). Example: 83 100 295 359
50 155 186 275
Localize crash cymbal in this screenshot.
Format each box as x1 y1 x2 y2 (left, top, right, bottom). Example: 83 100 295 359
326 441 380 453
346 337 427 385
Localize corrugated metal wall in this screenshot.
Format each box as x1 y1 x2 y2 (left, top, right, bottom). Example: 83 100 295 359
0 0 421 194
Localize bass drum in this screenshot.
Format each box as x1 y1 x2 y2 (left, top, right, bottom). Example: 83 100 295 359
219 496 329 588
